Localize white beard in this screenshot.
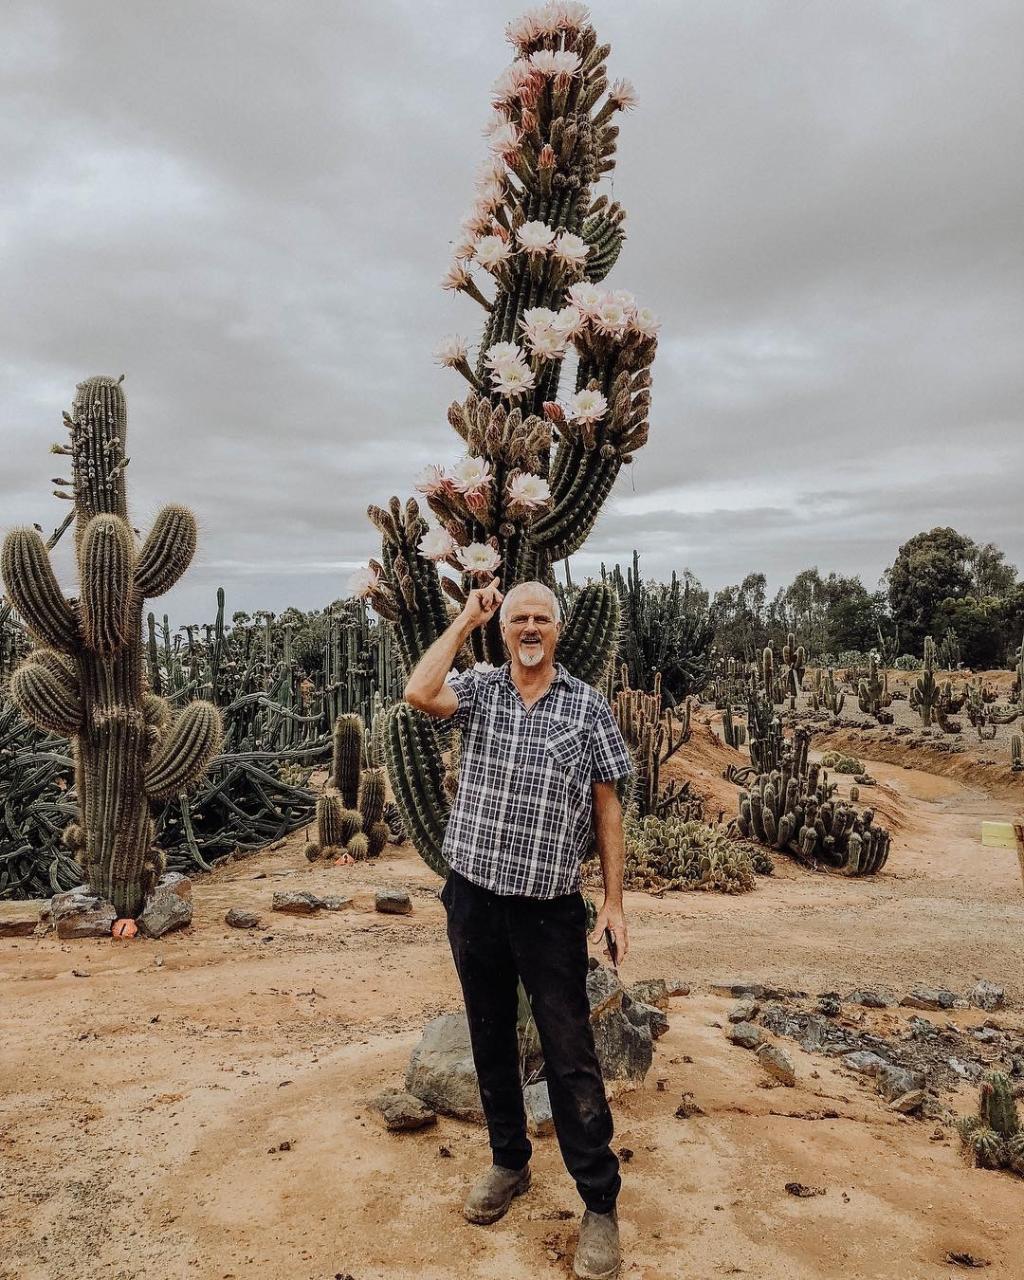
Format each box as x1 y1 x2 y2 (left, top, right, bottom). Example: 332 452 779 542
518 644 544 668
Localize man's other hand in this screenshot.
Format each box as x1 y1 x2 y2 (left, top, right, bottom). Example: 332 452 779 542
589 900 629 965
459 577 503 630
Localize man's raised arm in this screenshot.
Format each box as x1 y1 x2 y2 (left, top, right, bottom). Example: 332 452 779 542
403 577 503 718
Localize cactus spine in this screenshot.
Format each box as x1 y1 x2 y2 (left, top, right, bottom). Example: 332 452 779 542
1 377 222 917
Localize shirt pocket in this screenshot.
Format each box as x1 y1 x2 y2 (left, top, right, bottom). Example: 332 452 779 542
546 722 590 776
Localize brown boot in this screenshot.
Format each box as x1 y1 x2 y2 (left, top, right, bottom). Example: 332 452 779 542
573 1206 620 1279
462 1163 532 1225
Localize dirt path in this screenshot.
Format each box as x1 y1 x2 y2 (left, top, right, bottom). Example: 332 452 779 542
1 753 1022 1280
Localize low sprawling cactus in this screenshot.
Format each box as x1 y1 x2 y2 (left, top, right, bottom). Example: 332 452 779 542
958 1071 1024 1175
820 749 863 775
733 751 890 876
622 810 755 894
304 713 391 861
1 377 223 918
355 6 658 876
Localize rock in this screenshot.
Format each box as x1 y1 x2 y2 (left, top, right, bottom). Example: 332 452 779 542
889 1089 926 1115
319 895 353 912
760 1004 803 1039
756 1043 796 1087
728 1021 764 1050
847 989 889 1009
225 908 261 929
796 1016 832 1054
876 1063 924 1102
375 889 412 915
45 889 117 940
624 998 669 1040
900 987 955 1011
138 874 193 938
627 978 669 1009
970 981 1004 1012
271 890 322 915
842 1051 888 1077
728 998 760 1024
406 1013 485 1123
817 993 842 1018
0 901 47 937
371 1089 437 1132
592 999 654 1082
972 1027 1000 1044
586 964 625 1017
524 1081 554 1137
665 978 691 997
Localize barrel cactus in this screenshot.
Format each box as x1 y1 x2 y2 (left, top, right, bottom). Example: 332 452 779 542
958 1071 1023 1176
1 376 222 918
356 6 658 875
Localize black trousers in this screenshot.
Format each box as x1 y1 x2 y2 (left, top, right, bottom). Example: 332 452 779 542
440 869 620 1214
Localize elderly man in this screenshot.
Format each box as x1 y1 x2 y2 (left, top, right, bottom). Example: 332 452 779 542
405 576 631 1280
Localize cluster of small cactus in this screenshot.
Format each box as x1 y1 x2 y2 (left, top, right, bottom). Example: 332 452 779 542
304 714 391 862
820 749 863 775
622 810 756 894
957 1071 1024 1174
1 377 223 918
354 7 658 876
733 747 890 876
721 700 747 750
612 665 690 817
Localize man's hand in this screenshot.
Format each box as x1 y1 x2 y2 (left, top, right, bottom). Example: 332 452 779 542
589 899 629 966
459 577 503 631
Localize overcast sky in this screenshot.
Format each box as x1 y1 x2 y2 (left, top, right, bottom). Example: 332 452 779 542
2 0 1022 626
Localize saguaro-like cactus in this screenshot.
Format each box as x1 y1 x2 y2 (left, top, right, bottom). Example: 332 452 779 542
356 6 658 874
1 377 222 918
910 635 939 727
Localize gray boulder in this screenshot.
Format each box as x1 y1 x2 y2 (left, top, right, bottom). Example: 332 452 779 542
842 1051 889 1077
627 979 670 1009
44 889 116 940
728 997 760 1024
406 1013 485 1123
757 1043 796 1086
876 1063 924 1102
728 1021 764 1050
624 998 669 1040
900 987 955 1011
847 989 889 1009
524 1081 554 1137
139 873 193 938
225 908 261 929
587 965 653 1082
271 890 322 915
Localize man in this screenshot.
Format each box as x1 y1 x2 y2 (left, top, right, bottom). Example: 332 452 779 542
404 576 632 1280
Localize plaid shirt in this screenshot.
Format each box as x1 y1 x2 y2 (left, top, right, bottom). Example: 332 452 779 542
438 662 632 899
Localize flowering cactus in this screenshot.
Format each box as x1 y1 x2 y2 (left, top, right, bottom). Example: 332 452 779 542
360 3 659 872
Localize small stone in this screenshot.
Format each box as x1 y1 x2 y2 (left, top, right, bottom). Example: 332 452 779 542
847 990 889 1009
627 979 670 1009
375 889 412 915
756 1043 796 1087
889 1089 926 1114
817 993 842 1018
728 1022 765 1050
0 901 47 937
319 895 353 912
970 981 1004 1012
665 978 690 997
972 1027 1000 1044
900 987 956 1011
674 1092 706 1119
624 998 669 1040
728 998 760 1024
225 908 261 929
524 1081 554 1137
842 1051 888 1077
371 1090 437 1132
271 891 322 915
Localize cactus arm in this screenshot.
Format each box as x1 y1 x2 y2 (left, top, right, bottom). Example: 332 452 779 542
78 514 136 655
143 700 223 801
133 505 198 598
382 702 450 878
9 655 83 736
0 528 79 653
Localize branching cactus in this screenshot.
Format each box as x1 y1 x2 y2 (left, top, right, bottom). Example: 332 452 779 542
909 635 939 727
355 4 659 874
857 652 892 719
306 713 391 861
612 665 691 818
1 377 222 917
781 633 805 708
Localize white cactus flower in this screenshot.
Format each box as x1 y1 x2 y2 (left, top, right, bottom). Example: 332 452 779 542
610 288 637 316
553 232 589 266
348 565 380 600
608 78 638 111
567 281 604 316
529 49 582 77
417 526 457 561
433 335 469 368
569 388 608 424
414 464 448 496
474 235 512 269
592 299 629 337
484 340 525 368
631 306 661 338
456 542 502 575
516 220 556 255
552 305 584 339
490 358 536 398
449 456 493 493
507 471 552 509
488 122 520 158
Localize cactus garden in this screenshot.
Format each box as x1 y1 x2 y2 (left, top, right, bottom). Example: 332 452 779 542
1 5 1023 1279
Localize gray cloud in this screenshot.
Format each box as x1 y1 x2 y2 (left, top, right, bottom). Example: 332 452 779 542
2 0 1022 626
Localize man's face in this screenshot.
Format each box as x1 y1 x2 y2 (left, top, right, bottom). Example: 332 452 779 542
501 589 560 670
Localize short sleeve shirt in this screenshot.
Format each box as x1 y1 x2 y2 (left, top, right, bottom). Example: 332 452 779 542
438 662 632 898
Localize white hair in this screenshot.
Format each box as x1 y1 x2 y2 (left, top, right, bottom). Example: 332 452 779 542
499 580 561 625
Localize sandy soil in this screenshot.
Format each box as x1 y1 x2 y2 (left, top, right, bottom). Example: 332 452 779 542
2 742 1023 1280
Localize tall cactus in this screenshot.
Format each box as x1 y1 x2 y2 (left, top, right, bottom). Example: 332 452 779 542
1 376 222 918
356 6 658 875
910 635 939 727
857 652 891 718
